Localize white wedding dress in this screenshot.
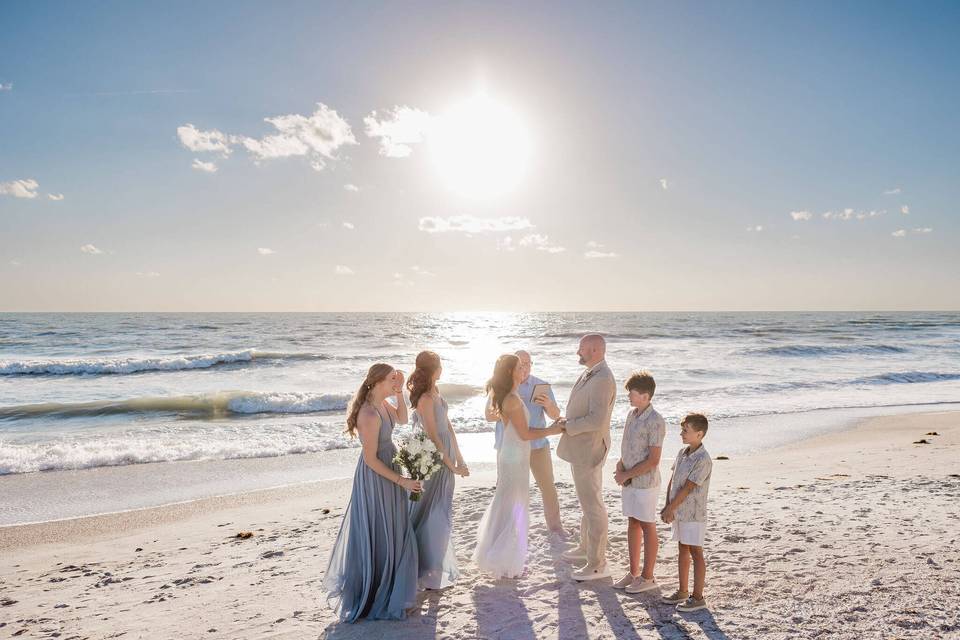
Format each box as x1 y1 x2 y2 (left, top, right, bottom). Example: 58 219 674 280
472 395 531 578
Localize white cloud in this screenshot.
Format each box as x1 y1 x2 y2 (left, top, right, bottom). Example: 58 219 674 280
342 221 355 230
583 241 619 259
497 236 516 251
178 103 356 171
519 233 566 253
0 178 39 199
822 208 883 221
80 244 103 255
659 178 669 190
892 228 932 238
257 247 276 255
335 265 354 275
418 215 533 234
411 265 437 277
343 183 360 192
191 159 218 173
900 205 909 215
136 271 160 278
746 225 764 232
177 124 233 156
47 193 64 201
238 104 356 170
883 187 902 195
790 210 812 221
364 106 433 158
0 83 11 91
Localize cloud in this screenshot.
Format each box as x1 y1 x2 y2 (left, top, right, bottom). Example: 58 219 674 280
343 183 359 192
790 210 812 221
238 104 356 170
80 244 103 255
0 178 39 199
177 103 356 171
257 247 276 255
191 159 217 173
10 259 21 267
746 225 764 232
342 221 355 230
497 236 516 251
364 106 433 158
583 241 619 259
0 83 11 91
659 178 669 190
136 271 160 278
883 187 902 195
822 208 883 221
519 233 566 253
892 228 932 238
418 215 533 234
411 265 437 277
177 124 233 156
335 265 354 275
47 193 64 201
900 205 909 215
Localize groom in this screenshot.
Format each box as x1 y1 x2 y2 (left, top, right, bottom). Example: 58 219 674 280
556 334 617 581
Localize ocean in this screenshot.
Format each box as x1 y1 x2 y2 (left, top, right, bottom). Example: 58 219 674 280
2 311 959 480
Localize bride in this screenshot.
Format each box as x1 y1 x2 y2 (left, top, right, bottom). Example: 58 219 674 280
472 353 565 578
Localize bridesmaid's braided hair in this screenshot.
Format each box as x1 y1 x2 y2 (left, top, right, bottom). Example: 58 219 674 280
407 350 441 409
345 363 394 437
487 353 519 416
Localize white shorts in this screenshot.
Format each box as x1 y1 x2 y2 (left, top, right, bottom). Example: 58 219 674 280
671 521 707 547
621 485 659 522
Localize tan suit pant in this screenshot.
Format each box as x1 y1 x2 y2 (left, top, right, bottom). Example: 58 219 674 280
529 446 561 532
571 461 607 568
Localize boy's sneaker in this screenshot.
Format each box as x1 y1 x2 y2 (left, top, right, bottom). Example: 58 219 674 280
676 596 707 612
612 573 636 589
625 577 658 593
661 590 689 604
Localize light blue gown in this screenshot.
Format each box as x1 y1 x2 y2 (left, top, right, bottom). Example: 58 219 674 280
409 394 460 589
322 407 419 622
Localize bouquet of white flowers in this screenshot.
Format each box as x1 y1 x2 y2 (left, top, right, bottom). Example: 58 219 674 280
393 431 444 501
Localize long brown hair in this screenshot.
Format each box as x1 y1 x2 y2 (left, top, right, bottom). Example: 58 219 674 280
486 353 519 416
407 350 441 409
345 363 394 437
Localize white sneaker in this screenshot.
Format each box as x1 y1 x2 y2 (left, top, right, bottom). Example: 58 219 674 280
561 548 587 562
571 565 612 581
625 577 658 593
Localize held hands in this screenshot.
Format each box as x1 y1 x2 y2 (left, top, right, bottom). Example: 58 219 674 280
660 505 676 524
399 477 422 494
613 469 631 486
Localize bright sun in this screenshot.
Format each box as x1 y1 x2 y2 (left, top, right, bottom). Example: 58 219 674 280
429 94 532 199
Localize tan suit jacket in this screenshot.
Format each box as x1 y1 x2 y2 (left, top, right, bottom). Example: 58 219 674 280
556 361 617 467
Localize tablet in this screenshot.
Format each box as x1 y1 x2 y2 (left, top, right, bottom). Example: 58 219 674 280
530 383 551 402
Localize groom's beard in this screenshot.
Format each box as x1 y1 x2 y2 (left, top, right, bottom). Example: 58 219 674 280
578 355 586 365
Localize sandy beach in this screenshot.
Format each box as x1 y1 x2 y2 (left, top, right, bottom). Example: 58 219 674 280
2 409 958 640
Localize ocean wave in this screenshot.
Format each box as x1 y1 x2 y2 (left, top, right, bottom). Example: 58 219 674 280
746 344 909 357
0 426 358 475
851 371 960 385
0 350 329 376
0 391 352 420
436 383 485 400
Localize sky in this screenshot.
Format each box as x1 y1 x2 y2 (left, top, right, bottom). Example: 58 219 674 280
1 1 959 312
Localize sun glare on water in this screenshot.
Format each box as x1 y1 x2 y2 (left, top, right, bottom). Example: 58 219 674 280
429 94 532 199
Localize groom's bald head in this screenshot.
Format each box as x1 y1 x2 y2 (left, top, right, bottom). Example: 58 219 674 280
577 334 606 367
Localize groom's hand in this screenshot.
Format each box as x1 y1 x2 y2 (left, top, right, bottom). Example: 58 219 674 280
613 469 630 486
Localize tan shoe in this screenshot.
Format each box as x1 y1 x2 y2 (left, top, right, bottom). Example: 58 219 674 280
561 547 588 562
612 572 636 589
661 590 689 604
625 577 658 593
676 596 707 612
571 565 612 581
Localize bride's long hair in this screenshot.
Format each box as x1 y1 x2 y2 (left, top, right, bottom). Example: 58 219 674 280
486 353 519 417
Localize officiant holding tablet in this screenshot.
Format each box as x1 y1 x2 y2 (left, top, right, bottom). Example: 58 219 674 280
490 349 564 534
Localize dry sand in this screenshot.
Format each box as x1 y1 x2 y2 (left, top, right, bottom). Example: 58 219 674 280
1 410 958 639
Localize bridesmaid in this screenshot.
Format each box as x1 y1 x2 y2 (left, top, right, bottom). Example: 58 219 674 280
323 363 422 622
407 351 468 590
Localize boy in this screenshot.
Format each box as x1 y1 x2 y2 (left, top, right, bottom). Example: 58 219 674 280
612 371 665 593
661 413 712 612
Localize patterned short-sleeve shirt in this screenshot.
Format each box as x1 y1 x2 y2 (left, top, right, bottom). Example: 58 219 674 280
620 405 666 489
667 445 713 523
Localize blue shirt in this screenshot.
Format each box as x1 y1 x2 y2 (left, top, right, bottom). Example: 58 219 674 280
494 375 557 450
